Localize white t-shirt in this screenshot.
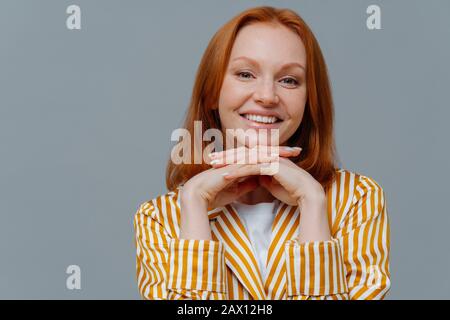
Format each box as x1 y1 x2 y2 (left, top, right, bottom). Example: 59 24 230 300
232 199 279 282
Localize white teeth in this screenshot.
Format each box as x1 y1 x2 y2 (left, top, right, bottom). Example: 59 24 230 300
243 114 278 124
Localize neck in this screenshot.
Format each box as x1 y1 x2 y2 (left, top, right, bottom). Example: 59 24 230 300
237 186 275 205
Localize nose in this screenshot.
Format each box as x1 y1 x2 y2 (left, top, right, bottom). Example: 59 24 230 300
253 79 279 106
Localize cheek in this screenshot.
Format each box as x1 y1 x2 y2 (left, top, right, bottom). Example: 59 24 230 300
218 78 249 128
280 96 307 141
285 91 307 121
290 106 305 123
218 76 249 108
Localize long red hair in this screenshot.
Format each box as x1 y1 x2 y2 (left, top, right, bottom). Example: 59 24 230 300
166 6 340 192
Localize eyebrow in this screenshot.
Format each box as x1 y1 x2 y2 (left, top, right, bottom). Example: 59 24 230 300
231 56 305 71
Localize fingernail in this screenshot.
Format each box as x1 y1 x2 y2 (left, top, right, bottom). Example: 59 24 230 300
221 172 229 177
210 159 221 165
208 152 217 159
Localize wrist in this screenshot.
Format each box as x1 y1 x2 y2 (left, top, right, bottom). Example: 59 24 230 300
298 191 326 211
297 195 331 243
181 186 208 212
179 186 212 240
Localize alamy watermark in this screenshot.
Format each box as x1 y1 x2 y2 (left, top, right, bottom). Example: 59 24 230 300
366 5 381 30
66 264 81 290
170 121 281 174
66 5 81 30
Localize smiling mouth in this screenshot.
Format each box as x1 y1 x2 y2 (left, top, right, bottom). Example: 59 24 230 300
240 113 282 124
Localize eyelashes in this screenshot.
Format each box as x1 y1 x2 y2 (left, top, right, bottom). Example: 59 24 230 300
281 77 299 86
236 71 253 79
234 71 300 86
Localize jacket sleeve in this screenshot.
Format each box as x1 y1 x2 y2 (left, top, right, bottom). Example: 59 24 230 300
284 175 391 300
133 201 228 300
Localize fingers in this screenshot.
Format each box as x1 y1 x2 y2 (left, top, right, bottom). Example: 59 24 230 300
209 145 302 167
222 162 277 180
258 175 292 204
220 147 276 167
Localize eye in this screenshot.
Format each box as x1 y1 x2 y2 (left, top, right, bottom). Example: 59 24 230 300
280 77 299 86
236 71 254 80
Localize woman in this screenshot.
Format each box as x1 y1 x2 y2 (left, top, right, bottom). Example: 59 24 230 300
134 6 390 300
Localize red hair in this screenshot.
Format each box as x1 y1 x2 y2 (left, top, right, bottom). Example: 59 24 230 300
166 6 340 192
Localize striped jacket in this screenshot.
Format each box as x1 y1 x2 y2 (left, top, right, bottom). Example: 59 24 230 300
133 168 391 300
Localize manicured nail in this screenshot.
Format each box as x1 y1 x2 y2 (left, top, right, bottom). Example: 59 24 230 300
221 172 230 177
210 159 221 165
286 146 302 152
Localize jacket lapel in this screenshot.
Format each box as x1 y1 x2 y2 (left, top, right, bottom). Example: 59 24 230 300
209 204 266 300
207 201 301 300
263 203 300 299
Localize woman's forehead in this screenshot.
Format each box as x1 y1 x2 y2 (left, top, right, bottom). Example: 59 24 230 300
230 23 307 67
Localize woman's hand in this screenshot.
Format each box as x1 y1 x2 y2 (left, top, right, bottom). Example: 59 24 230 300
209 145 331 243
182 164 260 211
180 162 262 240
209 146 326 207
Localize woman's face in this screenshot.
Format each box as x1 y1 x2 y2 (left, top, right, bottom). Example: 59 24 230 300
217 22 308 148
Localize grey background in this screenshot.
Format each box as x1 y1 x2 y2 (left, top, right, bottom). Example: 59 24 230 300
0 0 449 299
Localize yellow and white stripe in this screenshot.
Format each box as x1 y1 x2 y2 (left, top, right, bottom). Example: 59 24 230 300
133 168 391 300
